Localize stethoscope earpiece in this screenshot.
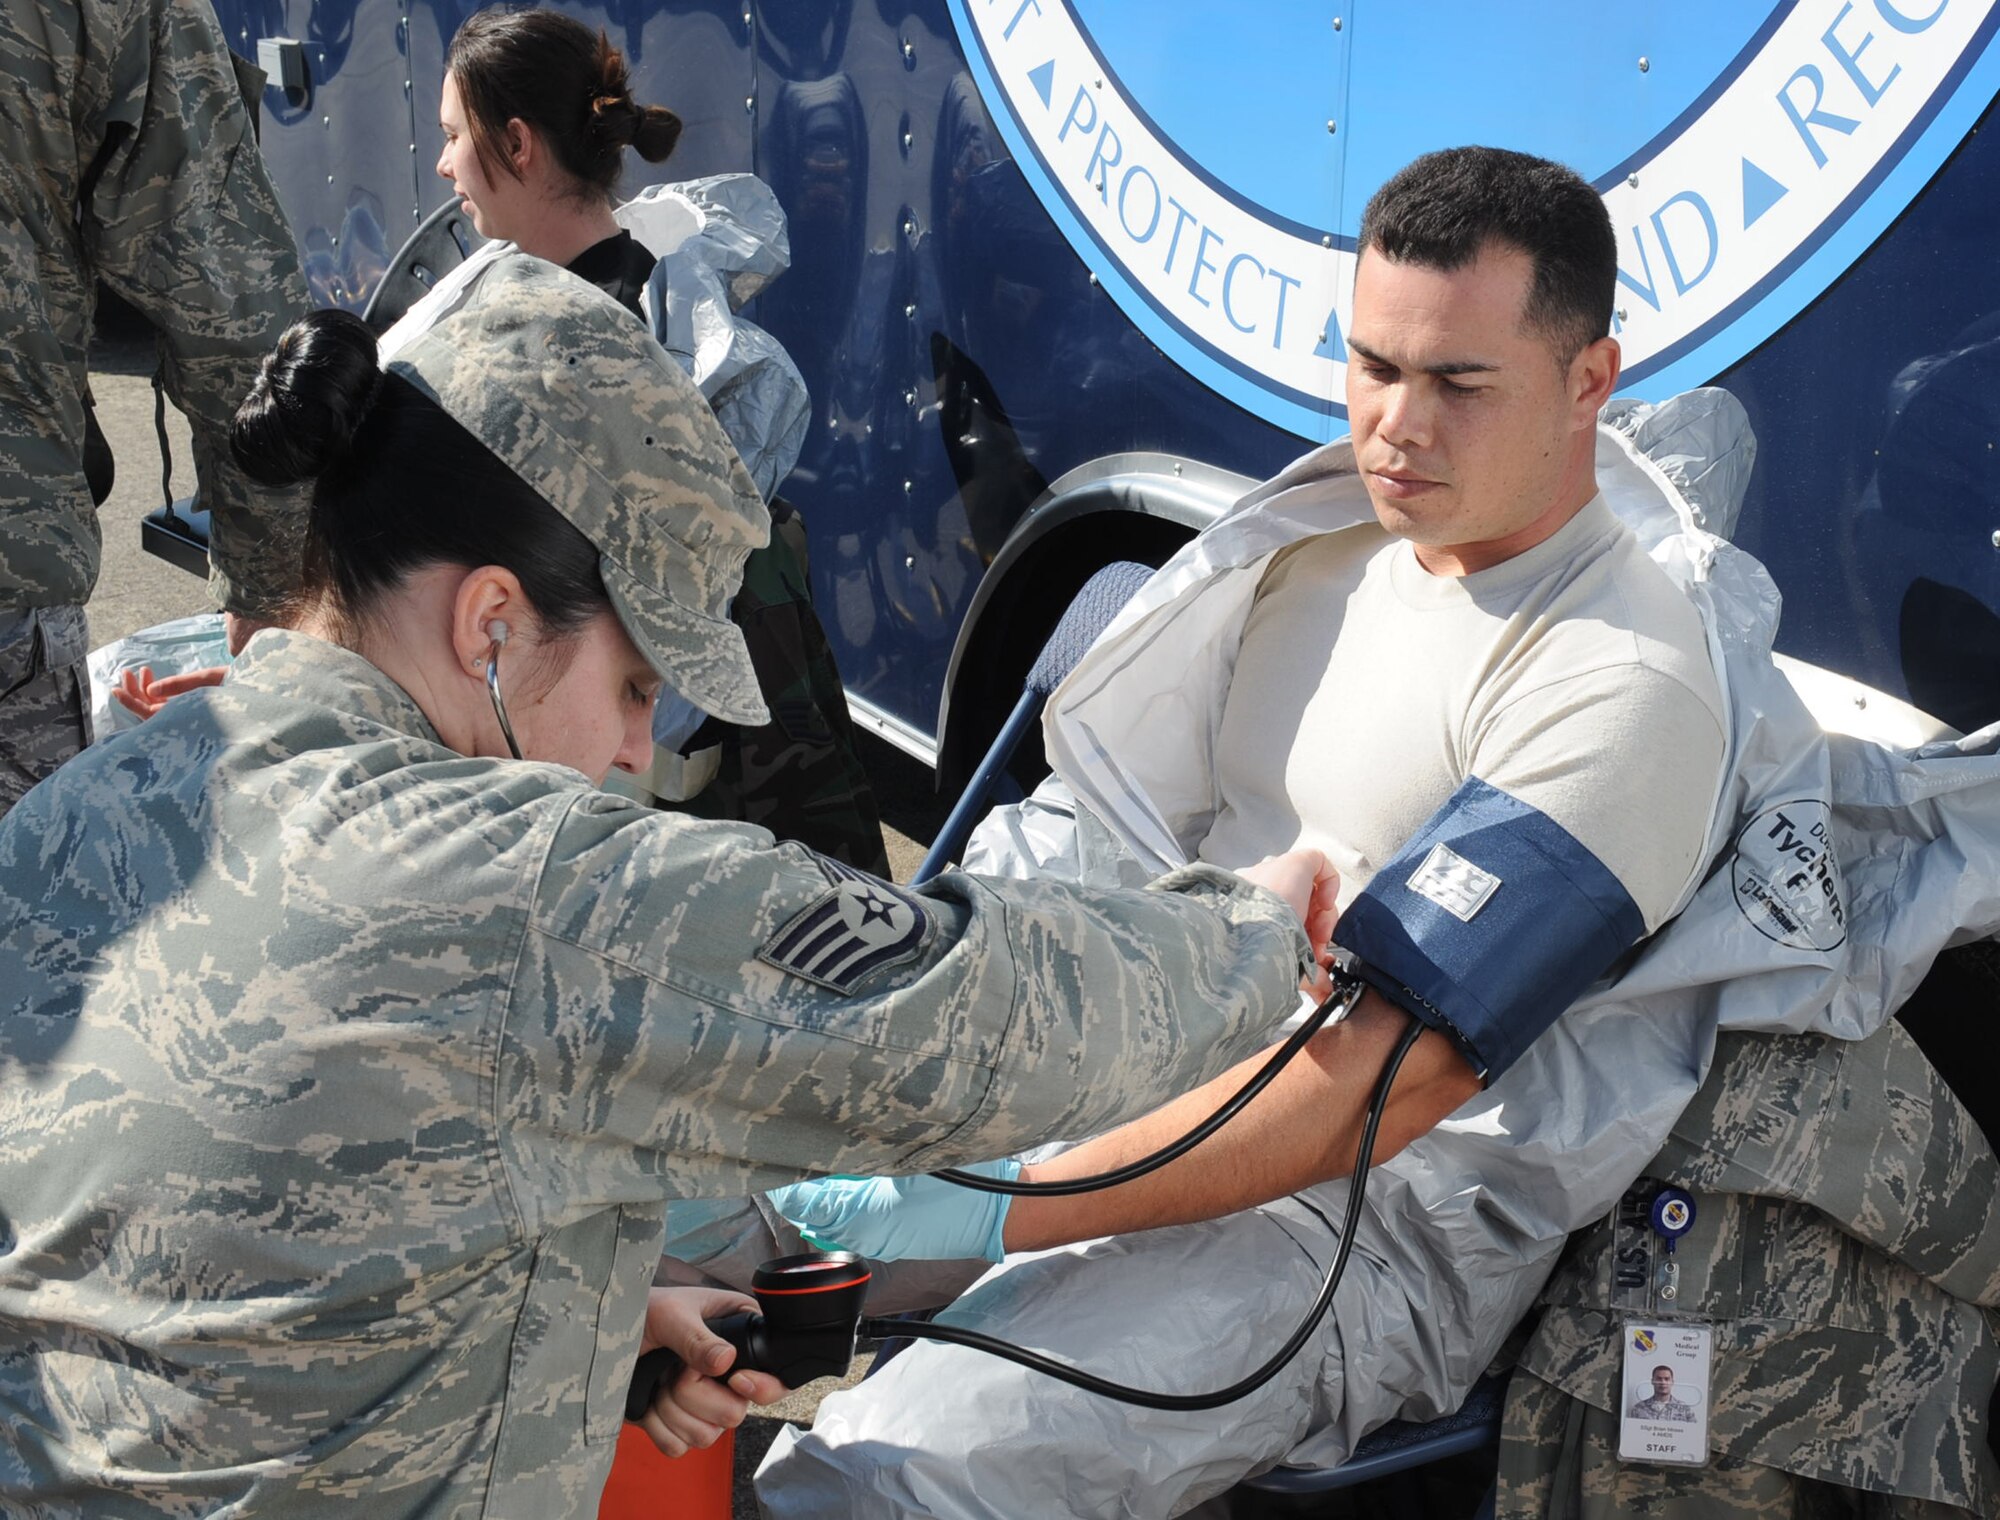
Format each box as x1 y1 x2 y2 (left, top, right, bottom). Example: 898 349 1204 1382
483 624 524 761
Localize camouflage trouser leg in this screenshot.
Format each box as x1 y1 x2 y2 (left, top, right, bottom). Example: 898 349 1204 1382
1497 1370 1977 1520
0 604 93 819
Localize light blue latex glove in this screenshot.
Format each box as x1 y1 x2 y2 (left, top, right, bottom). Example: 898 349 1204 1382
766 1159 1022 1263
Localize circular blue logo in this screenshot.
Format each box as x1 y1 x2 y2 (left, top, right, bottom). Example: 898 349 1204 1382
1651 1188 1697 1240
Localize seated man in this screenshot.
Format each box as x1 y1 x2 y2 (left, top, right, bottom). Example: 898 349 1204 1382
749 147 1737 1516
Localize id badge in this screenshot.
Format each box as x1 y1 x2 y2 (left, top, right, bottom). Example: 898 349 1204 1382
1617 1320 1712 1466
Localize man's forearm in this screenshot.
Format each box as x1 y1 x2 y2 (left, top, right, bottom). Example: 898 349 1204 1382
1001 992 1481 1252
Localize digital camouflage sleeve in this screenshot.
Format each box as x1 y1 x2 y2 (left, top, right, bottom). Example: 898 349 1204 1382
0 0 308 620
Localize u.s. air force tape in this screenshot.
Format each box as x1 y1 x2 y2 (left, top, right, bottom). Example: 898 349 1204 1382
758 854 934 994
1332 776 1645 1082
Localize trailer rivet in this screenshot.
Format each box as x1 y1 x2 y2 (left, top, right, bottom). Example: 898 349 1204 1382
1990 529 2000 549
1332 16 1343 30
1322 234 1333 248
1638 56 1650 73
1326 119 1337 134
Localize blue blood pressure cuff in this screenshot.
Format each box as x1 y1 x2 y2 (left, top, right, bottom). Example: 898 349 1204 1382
1331 778 1645 1082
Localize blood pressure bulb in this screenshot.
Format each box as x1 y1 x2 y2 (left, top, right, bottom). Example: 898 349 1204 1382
625 1252 872 1420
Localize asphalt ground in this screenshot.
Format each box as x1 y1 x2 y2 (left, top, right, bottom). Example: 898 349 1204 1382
84 326 947 1517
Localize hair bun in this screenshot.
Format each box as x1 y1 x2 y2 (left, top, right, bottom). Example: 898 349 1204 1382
231 309 384 487
630 103 681 163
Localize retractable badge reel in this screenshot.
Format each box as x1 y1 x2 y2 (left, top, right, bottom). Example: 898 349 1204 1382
1650 1186 1695 1304
1617 1185 1712 1467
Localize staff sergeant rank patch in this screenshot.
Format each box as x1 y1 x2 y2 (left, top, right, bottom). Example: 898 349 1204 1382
759 855 934 993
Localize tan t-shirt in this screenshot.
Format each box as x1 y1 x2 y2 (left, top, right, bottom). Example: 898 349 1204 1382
1199 497 1725 931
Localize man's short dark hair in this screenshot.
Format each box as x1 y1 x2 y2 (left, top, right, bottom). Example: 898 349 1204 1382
1358 146 1616 362
1652 1365 1673 1378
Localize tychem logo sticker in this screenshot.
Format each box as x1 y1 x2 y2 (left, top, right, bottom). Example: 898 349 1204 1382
1732 799 1847 953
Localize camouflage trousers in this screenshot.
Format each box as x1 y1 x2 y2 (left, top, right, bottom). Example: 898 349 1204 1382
0 603 92 818
1497 1369 1975 1520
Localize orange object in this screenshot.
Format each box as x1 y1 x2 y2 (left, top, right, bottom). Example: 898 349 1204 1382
597 1420 734 1519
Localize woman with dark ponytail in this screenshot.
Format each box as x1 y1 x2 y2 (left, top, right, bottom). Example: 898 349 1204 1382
427 7 893 877
437 6 680 304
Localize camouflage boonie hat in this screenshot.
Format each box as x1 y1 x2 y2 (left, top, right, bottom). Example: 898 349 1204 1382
391 254 771 725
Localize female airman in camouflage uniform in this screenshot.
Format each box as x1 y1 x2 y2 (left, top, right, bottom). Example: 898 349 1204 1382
0 255 1335 1517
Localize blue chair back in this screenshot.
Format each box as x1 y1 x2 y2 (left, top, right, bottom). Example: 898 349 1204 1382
915 560 1154 884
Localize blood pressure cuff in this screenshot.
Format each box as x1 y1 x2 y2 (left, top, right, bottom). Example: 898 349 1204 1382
1331 777 1646 1082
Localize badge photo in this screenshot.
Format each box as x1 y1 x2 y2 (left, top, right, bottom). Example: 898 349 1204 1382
1618 1320 1712 1467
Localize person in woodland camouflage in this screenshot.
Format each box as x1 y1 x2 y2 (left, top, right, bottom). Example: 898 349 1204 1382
0 0 308 815
0 255 1404 1516
1499 1018 2000 1519
674 498 890 872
